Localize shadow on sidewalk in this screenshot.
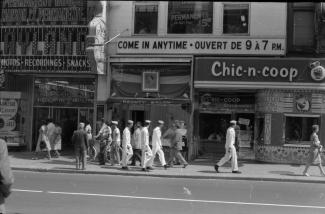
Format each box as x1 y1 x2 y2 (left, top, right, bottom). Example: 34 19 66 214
269 170 301 176
43 159 74 166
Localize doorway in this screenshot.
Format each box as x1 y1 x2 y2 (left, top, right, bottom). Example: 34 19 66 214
131 110 145 124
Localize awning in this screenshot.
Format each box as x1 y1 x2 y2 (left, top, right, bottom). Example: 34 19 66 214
107 97 191 105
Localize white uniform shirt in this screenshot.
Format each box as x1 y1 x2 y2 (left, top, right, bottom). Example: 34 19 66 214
122 127 131 148
152 127 162 150
112 127 121 144
141 126 149 149
225 127 236 148
132 128 142 150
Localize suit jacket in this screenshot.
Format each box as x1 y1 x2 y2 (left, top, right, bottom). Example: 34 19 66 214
72 130 89 150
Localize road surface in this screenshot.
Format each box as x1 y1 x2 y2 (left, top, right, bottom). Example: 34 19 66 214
5 171 325 214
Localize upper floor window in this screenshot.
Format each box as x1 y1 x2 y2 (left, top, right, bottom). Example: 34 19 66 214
223 4 249 34
134 3 158 34
167 1 213 34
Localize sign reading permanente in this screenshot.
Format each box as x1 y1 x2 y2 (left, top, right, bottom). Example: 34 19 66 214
116 37 285 55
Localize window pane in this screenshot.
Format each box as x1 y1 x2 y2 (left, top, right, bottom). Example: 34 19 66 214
134 4 158 34
285 116 320 144
168 1 213 34
223 4 249 34
293 11 314 47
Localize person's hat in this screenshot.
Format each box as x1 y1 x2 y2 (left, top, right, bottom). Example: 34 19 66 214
157 120 164 125
111 121 118 125
145 120 151 123
179 120 185 124
127 120 134 124
230 120 237 124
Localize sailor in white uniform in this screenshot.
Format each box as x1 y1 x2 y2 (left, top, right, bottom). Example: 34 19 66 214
121 120 134 170
141 120 153 171
148 120 167 169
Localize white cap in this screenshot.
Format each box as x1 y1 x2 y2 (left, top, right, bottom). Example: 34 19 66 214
157 120 164 125
111 121 118 125
127 120 134 124
230 120 237 124
145 120 151 123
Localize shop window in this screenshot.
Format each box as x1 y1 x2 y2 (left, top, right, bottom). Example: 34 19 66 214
293 11 315 48
134 3 158 34
223 4 249 34
167 1 213 34
285 116 320 144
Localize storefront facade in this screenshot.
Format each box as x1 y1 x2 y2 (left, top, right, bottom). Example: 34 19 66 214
194 57 325 163
0 0 102 151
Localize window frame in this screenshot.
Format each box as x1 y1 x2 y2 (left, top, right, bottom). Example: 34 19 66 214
222 2 250 36
132 1 159 36
284 113 321 145
166 1 214 36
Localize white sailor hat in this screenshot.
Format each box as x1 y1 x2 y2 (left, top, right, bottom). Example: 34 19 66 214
157 120 164 125
230 120 237 124
145 120 151 123
111 121 118 125
127 120 134 124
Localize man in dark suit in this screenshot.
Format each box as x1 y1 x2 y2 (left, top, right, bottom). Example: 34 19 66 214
72 123 89 170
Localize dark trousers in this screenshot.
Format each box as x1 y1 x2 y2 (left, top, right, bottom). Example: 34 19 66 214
98 143 108 165
75 147 87 169
131 149 142 165
168 148 187 167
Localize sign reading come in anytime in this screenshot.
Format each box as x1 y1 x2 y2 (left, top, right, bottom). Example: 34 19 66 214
116 37 285 55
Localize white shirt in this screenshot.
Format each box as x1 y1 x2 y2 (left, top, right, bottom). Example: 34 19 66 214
112 127 121 143
132 128 142 149
85 124 92 140
141 126 149 149
152 127 162 150
225 127 236 148
122 127 131 148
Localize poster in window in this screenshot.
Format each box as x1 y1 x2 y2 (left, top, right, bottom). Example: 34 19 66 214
142 71 159 92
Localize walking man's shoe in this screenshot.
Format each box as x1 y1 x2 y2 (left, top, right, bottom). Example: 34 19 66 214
122 166 129 170
142 168 149 172
183 163 188 168
214 165 219 173
146 166 154 170
163 165 168 170
232 170 242 174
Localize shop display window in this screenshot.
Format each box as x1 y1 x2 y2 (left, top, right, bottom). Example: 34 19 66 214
167 1 213 34
223 4 249 34
285 116 320 144
134 3 158 34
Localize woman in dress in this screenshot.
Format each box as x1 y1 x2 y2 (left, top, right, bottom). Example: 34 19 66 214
35 120 51 159
302 124 325 177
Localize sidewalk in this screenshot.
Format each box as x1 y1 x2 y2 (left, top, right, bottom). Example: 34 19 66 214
8 151 325 184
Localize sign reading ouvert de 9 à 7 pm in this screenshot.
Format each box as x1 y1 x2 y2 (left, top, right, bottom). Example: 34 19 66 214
194 57 325 89
116 37 285 55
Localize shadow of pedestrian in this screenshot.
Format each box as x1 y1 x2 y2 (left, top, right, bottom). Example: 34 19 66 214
269 170 296 176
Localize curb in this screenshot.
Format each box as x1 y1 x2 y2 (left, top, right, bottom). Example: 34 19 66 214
12 167 325 184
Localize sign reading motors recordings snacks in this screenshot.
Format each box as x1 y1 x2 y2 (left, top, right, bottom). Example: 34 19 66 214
116 37 285 55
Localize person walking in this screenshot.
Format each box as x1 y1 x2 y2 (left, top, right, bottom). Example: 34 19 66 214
110 121 121 166
47 118 56 157
95 118 112 165
51 122 62 158
131 121 142 166
141 120 153 171
148 120 167 169
121 120 134 170
302 124 325 177
214 120 241 174
85 120 93 143
34 120 52 160
72 123 89 170
0 138 14 214
167 123 189 168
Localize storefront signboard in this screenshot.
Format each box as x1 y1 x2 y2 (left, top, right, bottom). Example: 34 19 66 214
195 58 325 87
116 38 285 55
1 56 91 73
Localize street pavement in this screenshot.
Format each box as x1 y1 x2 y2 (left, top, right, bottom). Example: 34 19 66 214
7 151 325 183
6 171 325 214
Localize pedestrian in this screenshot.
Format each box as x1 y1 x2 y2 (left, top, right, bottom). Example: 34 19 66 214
167 123 189 168
52 122 62 158
141 120 153 171
0 138 14 214
85 120 93 142
72 123 89 170
162 122 177 163
34 120 52 160
131 121 142 166
178 120 188 161
121 120 134 170
302 125 325 177
110 121 121 166
214 120 241 174
148 120 168 169
47 118 56 157
95 118 112 165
